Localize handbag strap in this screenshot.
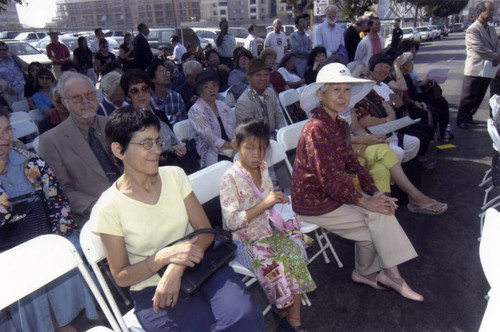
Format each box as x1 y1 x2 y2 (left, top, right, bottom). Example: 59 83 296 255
166 228 231 247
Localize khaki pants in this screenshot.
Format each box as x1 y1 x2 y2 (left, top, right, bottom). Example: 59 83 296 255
300 204 417 275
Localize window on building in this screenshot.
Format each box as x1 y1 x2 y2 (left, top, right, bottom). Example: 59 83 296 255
251 15 257 19
250 8 256 13
250 0 256 4
261 8 265 13
220 2 227 6
220 9 226 15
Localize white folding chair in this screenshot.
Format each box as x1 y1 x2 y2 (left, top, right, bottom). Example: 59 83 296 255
80 222 145 332
11 120 39 150
9 111 32 122
478 119 500 235
278 89 300 124
32 136 40 154
276 126 344 268
490 94 500 118
29 109 44 124
173 119 193 143
0 234 120 331
479 208 500 332
296 85 306 97
10 99 29 113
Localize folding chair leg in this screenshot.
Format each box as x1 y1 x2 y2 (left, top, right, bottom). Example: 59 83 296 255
301 292 312 307
483 185 494 206
479 169 491 187
320 228 343 268
314 230 331 264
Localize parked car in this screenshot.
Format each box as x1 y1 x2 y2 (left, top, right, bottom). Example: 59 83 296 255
34 36 79 54
428 26 442 39
14 31 48 44
266 25 295 36
4 40 52 67
192 28 219 49
148 27 200 51
450 23 464 33
254 25 268 39
228 27 264 54
416 26 433 41
385 27 418 47
0 31 21 40
435 24 449 36
102 30 130 45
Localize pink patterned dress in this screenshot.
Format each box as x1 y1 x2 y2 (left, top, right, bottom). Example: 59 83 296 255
220 161 316 308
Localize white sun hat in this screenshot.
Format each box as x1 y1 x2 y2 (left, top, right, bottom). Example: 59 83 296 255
299 63 375 115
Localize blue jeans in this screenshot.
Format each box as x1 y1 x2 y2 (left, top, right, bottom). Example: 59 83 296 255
130 266 264 332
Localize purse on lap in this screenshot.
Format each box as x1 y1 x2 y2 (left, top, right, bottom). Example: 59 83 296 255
0 191 51 252
157 228 236 301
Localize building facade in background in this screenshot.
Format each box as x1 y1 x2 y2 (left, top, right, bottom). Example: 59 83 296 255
55 0 200 29
0 2 20 25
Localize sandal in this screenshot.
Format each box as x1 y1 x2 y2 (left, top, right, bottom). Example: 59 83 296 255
277 317 307 332
407 200 448 215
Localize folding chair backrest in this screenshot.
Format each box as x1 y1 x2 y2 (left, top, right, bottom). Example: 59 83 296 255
296 85 306 96
80 222 137 331
32 136 40 154
487 119 500 152
188 160 233 205
11 120 38 140
9 111 31 122
29 109 44 124
173 119 193 143
480 208 500 289
277 120 307 173
0 234 120 330
10 100 29 113
264 139 287 168
279 89 301 108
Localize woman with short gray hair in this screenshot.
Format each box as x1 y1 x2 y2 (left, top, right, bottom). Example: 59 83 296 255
98 71 125 117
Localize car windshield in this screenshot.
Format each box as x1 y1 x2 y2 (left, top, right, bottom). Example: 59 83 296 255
62 39 79 51
402 28 412 34
8 42 41 55
417 27 427 32
229 28 249 38
107 38 119 49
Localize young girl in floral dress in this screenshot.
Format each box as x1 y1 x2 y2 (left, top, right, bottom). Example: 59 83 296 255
219 119 315 332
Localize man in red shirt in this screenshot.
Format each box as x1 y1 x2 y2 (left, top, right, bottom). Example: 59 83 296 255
46 32 70 79
354 16 384 65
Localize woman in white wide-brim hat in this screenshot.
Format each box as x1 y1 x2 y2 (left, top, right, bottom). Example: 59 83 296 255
291 63 424 302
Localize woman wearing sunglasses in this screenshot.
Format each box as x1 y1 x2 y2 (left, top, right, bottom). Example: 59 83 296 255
120 69 199 174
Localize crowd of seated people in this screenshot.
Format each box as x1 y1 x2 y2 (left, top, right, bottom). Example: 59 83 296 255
0 12 459 330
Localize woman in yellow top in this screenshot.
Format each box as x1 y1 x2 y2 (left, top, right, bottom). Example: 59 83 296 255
91 105 263 331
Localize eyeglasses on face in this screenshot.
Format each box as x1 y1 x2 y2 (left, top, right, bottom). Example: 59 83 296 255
129 137 165 150
0 48 8 51
129 85 151 97
65 91 97 104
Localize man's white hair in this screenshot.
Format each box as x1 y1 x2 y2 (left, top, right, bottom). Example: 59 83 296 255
56 71 95 99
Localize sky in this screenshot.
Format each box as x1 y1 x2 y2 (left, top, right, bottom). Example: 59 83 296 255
16 0 57 28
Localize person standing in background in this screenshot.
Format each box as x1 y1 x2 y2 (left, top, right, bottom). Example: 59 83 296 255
264 19 288 69
46 32 70 79
133 23 154 71
216 19 237 69
244 24 258 57
344 15 369 62
290 14 311 77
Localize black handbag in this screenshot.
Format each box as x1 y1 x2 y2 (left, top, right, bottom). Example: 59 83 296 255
0 191 51 252
419 80 442 101
157 228 236 300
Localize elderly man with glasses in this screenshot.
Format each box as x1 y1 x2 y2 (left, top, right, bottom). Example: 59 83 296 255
38 71 120 226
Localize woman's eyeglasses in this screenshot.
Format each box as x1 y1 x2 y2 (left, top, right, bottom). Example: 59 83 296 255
358 72 371 79
129 85 151 97
129 138 165 150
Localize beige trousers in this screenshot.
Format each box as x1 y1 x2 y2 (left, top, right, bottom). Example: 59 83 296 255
300 204 417 276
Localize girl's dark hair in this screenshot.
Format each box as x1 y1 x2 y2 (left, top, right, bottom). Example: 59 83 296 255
234 119 270 147
105 105 160 166
278 52 296 70
27 61 42 80
61 60 79 73
206 49 220 61
120 69 153 97
234 48 253 70
99 38 109 47
397 39 420 54
77 36 87 47
307 46 326 67
146 60 165 80
102 61 122 76
121 33 132 47
368 52 393 72
35 68 55 88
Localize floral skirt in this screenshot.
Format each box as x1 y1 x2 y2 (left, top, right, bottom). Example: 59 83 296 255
236 232 316 309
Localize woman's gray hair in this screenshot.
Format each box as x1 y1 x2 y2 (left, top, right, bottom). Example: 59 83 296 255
183 60 203 77
56 71 95 99
100 71 122 96
347 61 368 78
355 15 369 26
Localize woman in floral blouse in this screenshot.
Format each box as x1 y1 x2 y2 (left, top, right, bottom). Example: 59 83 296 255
0 109 97 331
220 119 315 332
292 63 424 302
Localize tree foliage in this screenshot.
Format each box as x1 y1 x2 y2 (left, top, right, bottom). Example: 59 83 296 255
279 0 313 17
333 0 378 21
424 0 468 17
0 0 22 13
